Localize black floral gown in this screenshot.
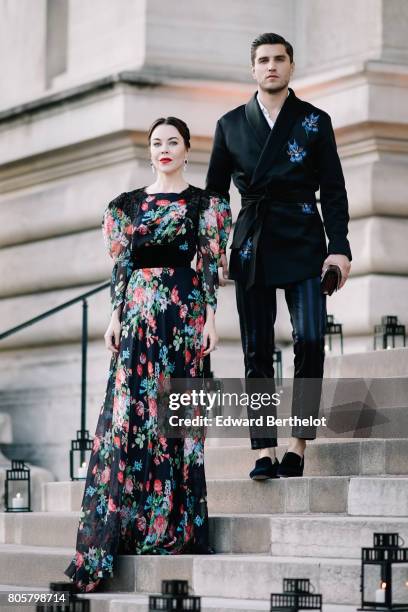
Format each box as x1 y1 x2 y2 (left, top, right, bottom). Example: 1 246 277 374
64 185 231 591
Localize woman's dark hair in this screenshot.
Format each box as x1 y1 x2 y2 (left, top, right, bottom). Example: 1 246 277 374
251 32 294 65
147 116 191 150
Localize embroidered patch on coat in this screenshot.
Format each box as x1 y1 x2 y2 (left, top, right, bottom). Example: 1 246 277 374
300 203 315 215
302 113 320 135
287 140 306 163
239 236 253 261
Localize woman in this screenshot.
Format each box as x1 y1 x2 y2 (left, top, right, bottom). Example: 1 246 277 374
64 117 231 592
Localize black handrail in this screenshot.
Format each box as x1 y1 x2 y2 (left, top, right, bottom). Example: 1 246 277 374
0 281 109 341
0 280 110 470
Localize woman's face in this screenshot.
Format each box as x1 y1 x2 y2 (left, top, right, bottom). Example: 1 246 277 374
150 124 188 175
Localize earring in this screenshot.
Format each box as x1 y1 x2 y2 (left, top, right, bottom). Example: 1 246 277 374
150 161 156 174
184 159 188 167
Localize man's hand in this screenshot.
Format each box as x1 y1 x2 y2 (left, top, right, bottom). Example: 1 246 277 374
218 254 229 287
322 254 351 289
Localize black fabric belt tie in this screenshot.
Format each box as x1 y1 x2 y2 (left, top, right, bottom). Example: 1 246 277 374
132 246 192 269
236 188 317 289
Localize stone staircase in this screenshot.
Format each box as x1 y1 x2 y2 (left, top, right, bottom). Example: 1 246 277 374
1 439 408 611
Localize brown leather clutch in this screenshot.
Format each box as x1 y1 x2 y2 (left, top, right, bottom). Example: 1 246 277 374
321 264 342 296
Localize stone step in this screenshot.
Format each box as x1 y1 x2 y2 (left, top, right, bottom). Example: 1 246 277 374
0 512 80 549
0 544 363 605
0 585 358 612
2 511 408 559
0 544 75 589
106 595 357 612
40 475 408 516
324 347 408 378
208 477 351 514
269 514 408 557
41 476 351 514
209 475 408 517
0 511 271 554
205 439 408 479
348 476 408 516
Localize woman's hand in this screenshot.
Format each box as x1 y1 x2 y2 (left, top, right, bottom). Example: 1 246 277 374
104 309 122 353
202 306 218 356
218 254 229 287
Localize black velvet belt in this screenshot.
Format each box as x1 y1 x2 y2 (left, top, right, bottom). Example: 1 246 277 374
236 188 317 289
132 246 192 269
241 188 316 207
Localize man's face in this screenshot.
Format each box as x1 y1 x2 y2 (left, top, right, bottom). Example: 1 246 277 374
252 43 294 93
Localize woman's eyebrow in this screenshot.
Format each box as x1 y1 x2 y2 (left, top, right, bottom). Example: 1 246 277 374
152 137 179 142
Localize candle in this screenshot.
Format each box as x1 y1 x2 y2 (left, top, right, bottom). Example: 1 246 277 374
375 583 386 603
12 492 25 510
77 462 87 479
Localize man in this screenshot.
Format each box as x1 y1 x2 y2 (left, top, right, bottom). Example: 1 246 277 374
206 32 352 479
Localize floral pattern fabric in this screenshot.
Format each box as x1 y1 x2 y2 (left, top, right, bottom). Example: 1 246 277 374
64 186 231 591
302 112 320 135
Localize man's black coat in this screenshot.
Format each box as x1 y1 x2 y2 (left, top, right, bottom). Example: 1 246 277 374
206 87 352 288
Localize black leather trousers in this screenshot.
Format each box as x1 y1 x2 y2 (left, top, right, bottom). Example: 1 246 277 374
235 276 326 448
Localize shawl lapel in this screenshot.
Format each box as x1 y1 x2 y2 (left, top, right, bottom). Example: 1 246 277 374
249 88 305 187
245 92 271 148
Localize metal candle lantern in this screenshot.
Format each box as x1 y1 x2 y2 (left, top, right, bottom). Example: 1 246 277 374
149 580 201 611
36 582 89 611
374 316 406 350
359 533 408 611
69 430 93 481
5 460 31 512
273 348 283 385
270 578 322 611
325 314 343 354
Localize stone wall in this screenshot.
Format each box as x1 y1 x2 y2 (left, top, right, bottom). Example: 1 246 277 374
1 0 408 477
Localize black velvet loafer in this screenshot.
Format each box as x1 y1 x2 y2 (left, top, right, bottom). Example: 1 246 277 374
277 451 304 478
249 456 280 480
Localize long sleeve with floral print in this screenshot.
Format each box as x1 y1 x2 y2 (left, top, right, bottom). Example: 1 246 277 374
102 193 134 313
213 194 232 256
196 194 231 313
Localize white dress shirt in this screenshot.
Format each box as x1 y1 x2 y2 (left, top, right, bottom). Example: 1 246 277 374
257 91 289 129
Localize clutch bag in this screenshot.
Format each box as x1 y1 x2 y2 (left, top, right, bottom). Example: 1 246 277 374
321 264 342 296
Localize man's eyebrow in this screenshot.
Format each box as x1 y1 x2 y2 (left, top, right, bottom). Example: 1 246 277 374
257 54 287 61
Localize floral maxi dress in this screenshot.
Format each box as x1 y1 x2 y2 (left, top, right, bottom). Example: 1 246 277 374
64 185 231 590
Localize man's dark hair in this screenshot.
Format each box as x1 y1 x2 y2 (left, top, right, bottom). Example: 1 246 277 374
251 32 294 65
148 116 191 149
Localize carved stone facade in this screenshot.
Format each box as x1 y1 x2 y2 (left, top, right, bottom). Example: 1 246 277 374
0 0 407 477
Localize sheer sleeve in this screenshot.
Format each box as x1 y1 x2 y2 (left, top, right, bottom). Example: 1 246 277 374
102 192 134 313
213 194 232 255
196 194 229 313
